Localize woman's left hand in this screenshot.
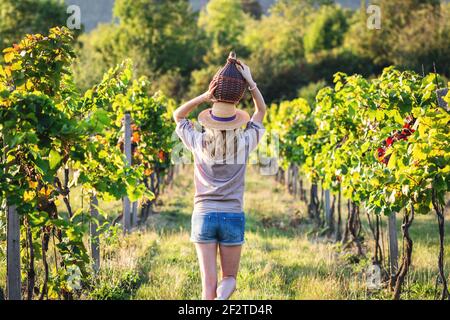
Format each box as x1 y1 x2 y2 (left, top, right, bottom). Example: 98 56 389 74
236 61 255 86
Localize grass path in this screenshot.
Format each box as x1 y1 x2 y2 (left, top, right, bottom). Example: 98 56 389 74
95 166 449 300
129 166 356 300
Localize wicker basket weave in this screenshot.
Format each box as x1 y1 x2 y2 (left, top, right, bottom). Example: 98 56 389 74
212 52 247 104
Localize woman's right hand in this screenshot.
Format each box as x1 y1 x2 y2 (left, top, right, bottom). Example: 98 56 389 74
173 80 219 122
236 61 255 86
203 79 218 103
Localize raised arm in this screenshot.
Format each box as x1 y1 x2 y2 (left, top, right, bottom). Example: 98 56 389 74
236 61 266 124
173 80 218 123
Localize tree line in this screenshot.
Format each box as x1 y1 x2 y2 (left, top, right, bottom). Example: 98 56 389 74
1 0 449 106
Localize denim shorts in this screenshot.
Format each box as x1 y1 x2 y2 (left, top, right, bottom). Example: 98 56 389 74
190 212 246 246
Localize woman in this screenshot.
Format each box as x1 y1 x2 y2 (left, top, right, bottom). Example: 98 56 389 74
173 57 266 300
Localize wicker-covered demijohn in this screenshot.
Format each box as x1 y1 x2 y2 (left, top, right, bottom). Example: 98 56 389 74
211 52 247 104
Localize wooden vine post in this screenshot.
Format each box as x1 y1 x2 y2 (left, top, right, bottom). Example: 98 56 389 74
291 165 296 197
335 186 342 241
388 212 399 287
123 113 132 233
325 189 331 230
131 202 138 227
7 205 21 300
309 183 320 224
90 194 100 272
285 164 291 192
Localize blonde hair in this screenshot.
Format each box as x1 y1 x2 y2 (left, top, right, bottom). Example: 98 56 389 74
202 127 243 162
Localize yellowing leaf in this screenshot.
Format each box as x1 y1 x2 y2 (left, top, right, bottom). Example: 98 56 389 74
39 185 54 197
49 149 62 170
418 123 427 137
26 79 34 90
387 151 397 169
6 154 15 163
412 145 427 161
4 52 15 63
4 66 11 77
39 189 51 198
28 180 38 189
24 190 36 202
11 61 22 71
369 177 380 187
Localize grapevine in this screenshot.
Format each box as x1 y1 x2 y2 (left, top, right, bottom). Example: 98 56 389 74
266 67 450 299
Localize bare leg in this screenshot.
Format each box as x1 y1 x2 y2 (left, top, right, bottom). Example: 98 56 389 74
194 243 218 300
217 245 242 300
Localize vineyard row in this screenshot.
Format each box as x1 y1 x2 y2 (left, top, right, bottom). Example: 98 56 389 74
1 27 176 300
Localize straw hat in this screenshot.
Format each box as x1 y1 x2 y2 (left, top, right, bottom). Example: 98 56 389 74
198 102 250 130
198 52 250 130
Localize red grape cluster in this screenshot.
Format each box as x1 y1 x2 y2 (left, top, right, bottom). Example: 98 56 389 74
376 116 416 165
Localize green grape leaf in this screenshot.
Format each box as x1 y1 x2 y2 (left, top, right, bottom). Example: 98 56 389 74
49 149 62 170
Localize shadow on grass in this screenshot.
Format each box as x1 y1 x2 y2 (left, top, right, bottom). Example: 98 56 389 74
88 241 161 300
136 241 161 282
239 258 356 299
